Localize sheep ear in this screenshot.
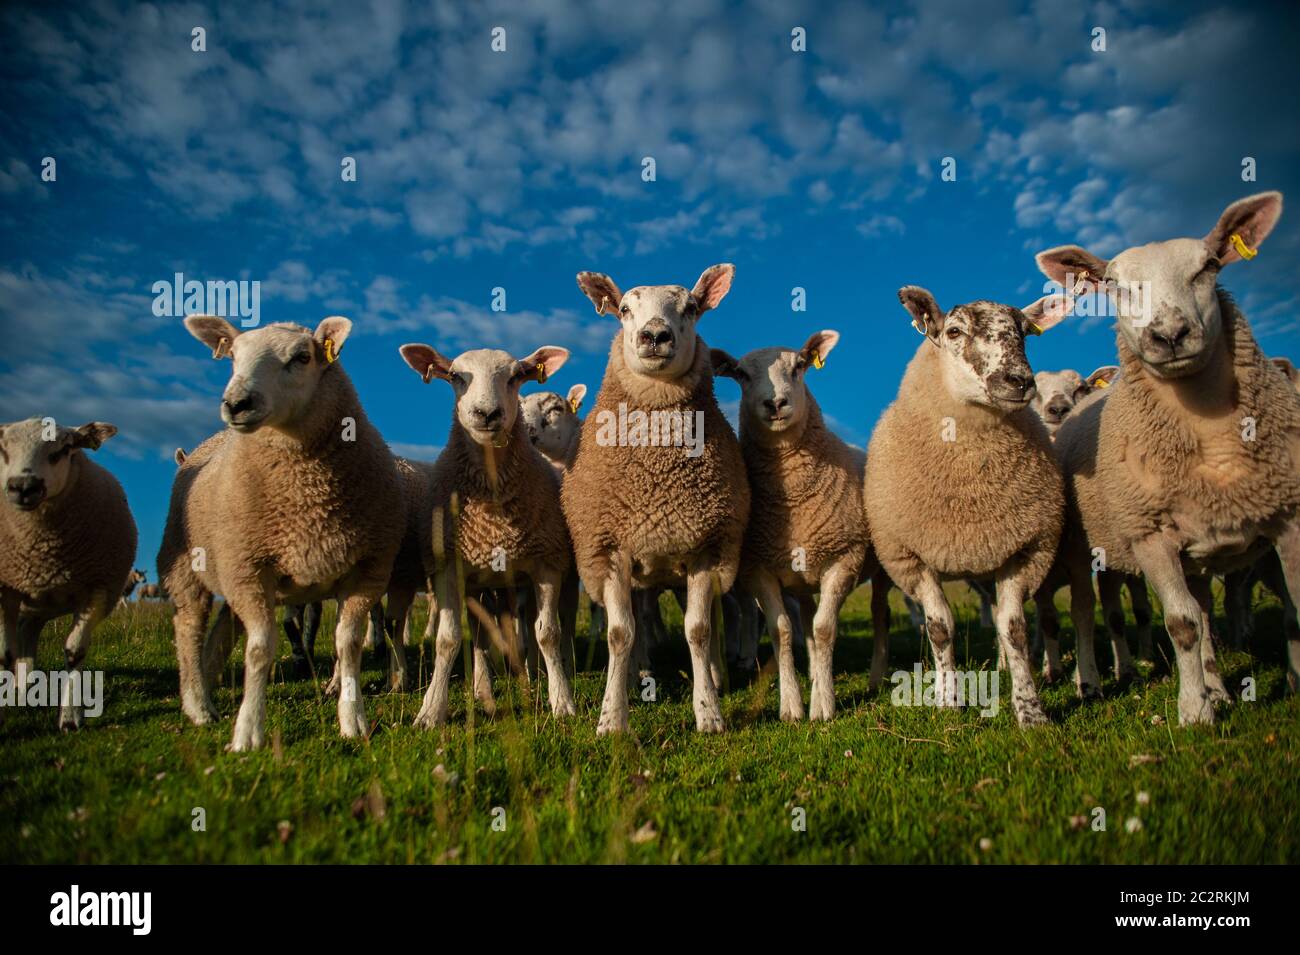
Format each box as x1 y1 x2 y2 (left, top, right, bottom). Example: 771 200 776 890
399 343 454 384
1086 365 1120 390
314 316 352 362
1205 191 1282 265
897 286 943 339
184 315 241 359
691 263 735 314
799 330 840 369
69 422 117 450
710 348 743 380
577 271 624 316
519 346 569 384
1020 294 1075 335
1270 356 1298 386
566 383 587 413
174 448 188 466
1035 246 1109 292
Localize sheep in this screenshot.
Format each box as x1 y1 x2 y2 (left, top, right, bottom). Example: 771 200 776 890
1023 364 1155 684
397 343 577 726
711 330 890 719
1038 191 1300 724
864 287 1070 726
0 417 137 729
120 568 147 609
157 316 403 751
563 263 750 734
521 384 587 469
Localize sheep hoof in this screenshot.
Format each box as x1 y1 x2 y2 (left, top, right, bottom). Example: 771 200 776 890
1077 682 1102 701
596 710 629 735
1041 668 1061 685
551 696 577 718
1015 704 1050 727
1178 695 1215 726
387 675 409 694
58 709 85 732
1206 685 1232 705
227 724 264 752
182 696 219 725
1115 666 1138 686
695 712 724 733
413 706 447 730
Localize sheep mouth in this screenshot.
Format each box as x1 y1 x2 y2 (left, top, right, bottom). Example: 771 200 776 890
7 491 45 511
468 425 510 447
988 388 1033 409
1144 353 1205 377
764 412 794 429
223 409 268 432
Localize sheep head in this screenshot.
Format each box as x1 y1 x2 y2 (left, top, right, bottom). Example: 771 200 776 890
576 263 734 380
1030 365 1118 436
520 384 586 463
400 344 569 449
0 417 117 511
711 330 839 442
898 287 1070 413
184 315 352 435
1036 191 1283 379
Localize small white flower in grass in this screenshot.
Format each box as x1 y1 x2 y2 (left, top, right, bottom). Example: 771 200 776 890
844 749 854 758
155 771 167 781
1150 714 1165 726
20 824 32 838
204 765 216 776
1068 815 1088 830
978 838 993 852
1125 817 1143 834
1136 791 1150 806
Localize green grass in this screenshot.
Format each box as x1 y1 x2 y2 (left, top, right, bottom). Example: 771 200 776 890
2 586 1297 864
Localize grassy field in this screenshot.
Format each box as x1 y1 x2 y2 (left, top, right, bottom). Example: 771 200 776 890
2 585 1297 864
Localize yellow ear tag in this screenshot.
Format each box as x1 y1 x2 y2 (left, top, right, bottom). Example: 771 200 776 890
1027 321 1044 336
213 336 230 360
1229 233 1258 260
323 339 338 364
568 396 581 414
1095 377 1110 389
536 364 548 384
812 352 825 370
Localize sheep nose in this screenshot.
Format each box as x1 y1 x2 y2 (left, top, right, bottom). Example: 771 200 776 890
6 475 46 508
763 396 791 415
471 406 503 428
1046 399 1071 419
1151 320 1190 352
637 321 674 351
998 370 1033 395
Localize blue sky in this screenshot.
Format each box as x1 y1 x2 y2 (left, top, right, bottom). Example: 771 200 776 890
2 0 1299 579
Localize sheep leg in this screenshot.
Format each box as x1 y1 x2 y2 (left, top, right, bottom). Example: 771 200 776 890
385 588 413 692
1098 570 1137 684
1223 568 1253 651
755 572 802 720
332 589 375 739
415 565 461 729
684 566 725 732
1188 574 1230 704
868 569 892 691
58 589 109 730
1128 575 1156 663
737 593 760 674
470 601 497 718
227 595 278 752
15 612 42 681
559 572 578 680
174 594 218 725
1133 535 1214 725
1067 556 1103 700
202 602 240 689
1271 520 1300 692
809 563 855 721
994 574 1048 727
0 589 18 673
1034 581 1064 684
914 569 959 707
629 591 653 683
517 587 539 682
596 562 635 735
797 595 818 681
533 569 577 717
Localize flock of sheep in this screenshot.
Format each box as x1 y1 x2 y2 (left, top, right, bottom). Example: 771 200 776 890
1 190 1297 751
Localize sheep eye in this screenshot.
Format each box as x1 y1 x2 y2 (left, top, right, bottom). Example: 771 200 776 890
945 326 963 341
49 445 69 463
619 304 630 317
286 352 310 368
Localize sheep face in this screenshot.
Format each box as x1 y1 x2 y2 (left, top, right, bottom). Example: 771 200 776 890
577 264 734 380
712 331 839 441
898 288 1066 413
1030 365 1117 435
1036 191 1283 380
400 345 570 448
521 384 586 462
0 417 117 511
184 315 353 435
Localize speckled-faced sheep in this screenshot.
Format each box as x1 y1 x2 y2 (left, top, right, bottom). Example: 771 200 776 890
398 343 576 726
0 417 136 729
864 288 1070 726
1039 191 1300 723
711 330 886 720
157 316 403 751
563 264 750 734
521 385 587 470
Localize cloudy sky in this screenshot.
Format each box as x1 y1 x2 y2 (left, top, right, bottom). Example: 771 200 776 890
2 0 1298 576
